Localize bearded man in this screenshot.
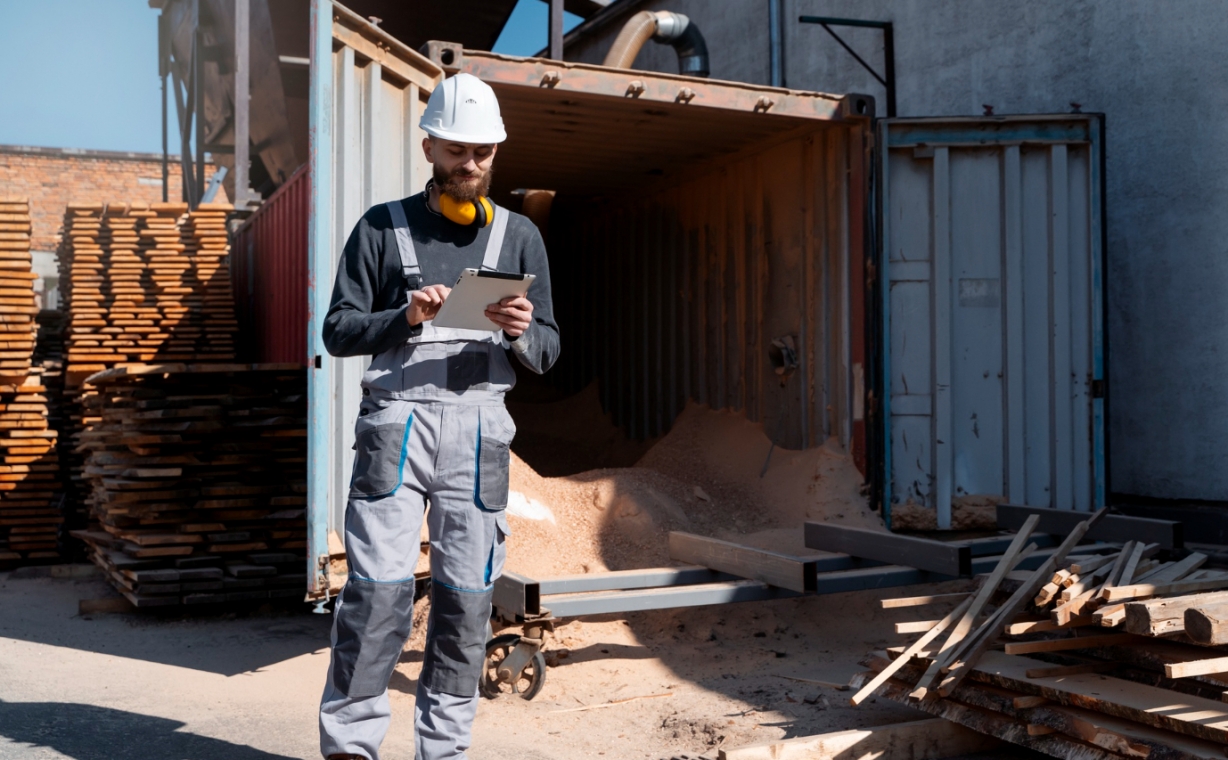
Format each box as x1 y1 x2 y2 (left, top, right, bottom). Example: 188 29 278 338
318 72 559 760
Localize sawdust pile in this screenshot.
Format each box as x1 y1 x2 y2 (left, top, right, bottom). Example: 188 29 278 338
503 390 883 579
890 495 1000 531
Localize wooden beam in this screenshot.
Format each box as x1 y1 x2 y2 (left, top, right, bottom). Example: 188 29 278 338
1003 633 1139 655
1166 656 1228 680
881 592 970 609
996 503 1182 548
1104 577 1228 602
1005 615 1094 635
895 619 940 634
1124 590 1228 637
667 532 815 593
717 718 999 760
1186 601 1228 646
804 522 971 577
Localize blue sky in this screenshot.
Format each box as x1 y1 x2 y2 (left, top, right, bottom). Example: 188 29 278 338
0 0 580 154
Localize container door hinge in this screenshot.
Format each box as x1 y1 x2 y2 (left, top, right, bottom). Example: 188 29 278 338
1091 379 1106 398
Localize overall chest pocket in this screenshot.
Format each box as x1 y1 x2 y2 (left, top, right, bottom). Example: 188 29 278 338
350 405 414 499
474 406 516 511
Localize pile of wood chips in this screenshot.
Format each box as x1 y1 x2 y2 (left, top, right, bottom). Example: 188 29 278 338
0 198 63 565
851 510 1228 759
71 363 307 607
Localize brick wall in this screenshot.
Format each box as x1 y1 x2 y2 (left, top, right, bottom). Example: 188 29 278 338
0 145 228 253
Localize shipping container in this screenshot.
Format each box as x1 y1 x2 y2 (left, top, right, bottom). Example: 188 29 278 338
291 1 1107 599
232 163 310 364
303 2 873 598
877 116 1107 528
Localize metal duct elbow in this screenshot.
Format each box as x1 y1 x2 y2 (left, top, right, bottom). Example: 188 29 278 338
602 10 710 78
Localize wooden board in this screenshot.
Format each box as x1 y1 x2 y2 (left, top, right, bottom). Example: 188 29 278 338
717 718 999 760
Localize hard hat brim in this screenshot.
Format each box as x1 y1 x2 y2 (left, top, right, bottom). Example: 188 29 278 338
421 123 508 144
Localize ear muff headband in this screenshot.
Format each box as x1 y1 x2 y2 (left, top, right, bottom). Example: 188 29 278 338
439 191 494 227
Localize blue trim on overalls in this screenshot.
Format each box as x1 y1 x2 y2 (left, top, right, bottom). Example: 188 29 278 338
433 578 494 593
473 416 496 585
365 412 414 500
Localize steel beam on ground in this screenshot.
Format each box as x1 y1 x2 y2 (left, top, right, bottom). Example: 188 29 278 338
805 523 972 576
668 532 817 592
997 504 1182 549
537 565 735 595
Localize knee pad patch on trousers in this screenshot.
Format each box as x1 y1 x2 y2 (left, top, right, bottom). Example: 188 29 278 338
421 583 493 696
332 578 416 698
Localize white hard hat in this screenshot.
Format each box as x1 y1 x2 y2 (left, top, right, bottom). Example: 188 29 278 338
419 73 507 144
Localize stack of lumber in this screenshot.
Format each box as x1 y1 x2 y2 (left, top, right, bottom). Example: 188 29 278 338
56 200 241 552
851 510 1228 759
71 363 307 607
0 198 64 566
58 200 238 385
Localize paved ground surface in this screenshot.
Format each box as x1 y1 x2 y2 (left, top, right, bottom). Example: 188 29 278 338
0 567 1045 760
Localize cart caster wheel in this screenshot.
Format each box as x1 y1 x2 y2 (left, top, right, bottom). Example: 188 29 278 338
481 633 547 701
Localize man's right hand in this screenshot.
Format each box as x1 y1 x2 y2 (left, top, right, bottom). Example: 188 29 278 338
407 284 451 326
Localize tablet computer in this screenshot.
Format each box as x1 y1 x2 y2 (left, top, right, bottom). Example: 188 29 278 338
430 268 536 331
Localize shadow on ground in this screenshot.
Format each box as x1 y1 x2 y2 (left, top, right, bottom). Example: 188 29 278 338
0 700 300 760
0 572 332 676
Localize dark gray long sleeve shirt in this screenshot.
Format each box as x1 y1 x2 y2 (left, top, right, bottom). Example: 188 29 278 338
323 192 560 375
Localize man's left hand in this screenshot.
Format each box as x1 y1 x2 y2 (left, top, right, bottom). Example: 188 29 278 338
486 296 533 338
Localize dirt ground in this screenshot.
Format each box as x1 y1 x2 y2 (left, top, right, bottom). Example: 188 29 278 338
0 566 992 760
0 393 1041 758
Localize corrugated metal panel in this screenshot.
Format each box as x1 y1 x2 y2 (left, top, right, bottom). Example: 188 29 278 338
306 1 443 596
232 164 309 364
879 116 1106 529
548 125 867 449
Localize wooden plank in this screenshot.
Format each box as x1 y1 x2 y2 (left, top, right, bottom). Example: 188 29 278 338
997 503 1182 548
881 592 970 609
934 508 1108 697
667 532 815 593
968 650 1228 745
1105 578 1228 602
848 594 975 706
1116 541 1147 586
1005 615 1095 635
895 619 940 635
1003 633 1140 654
1186 602 1228 646
1021 658 1119 677
1140 553 1208 585
911 515 1040 697
1166 656 1228 680
803 522 971 577
716 718 999 760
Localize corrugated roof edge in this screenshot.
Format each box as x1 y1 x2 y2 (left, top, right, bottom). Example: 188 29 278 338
437 46 873 123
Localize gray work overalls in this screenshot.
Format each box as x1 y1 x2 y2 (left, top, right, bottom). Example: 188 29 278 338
320 200 516 760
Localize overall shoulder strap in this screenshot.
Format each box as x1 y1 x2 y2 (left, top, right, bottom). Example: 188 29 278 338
385 200 420 283
481 205 508 271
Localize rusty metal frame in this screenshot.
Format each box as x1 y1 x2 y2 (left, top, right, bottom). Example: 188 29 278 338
424 44 873 124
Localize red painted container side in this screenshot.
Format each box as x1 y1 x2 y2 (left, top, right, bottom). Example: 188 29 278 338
233 164 309 365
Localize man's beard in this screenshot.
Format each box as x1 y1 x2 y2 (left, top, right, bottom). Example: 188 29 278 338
435 164 493 202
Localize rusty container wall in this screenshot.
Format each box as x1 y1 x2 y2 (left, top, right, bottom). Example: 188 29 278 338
232 164 309 364
547 126 866 452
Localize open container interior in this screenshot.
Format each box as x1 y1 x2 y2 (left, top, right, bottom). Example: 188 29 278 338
441 49 874 474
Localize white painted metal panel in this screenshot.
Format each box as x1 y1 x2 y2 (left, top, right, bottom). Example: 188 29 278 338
307 0 442 596
879 116 1106 528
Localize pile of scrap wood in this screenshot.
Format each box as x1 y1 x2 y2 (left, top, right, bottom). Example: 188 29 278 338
0 198 64 566
70 363 307 607
851 508 1228 759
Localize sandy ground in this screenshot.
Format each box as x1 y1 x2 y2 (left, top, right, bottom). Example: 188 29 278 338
0 567 1017 760
0 394 1043 759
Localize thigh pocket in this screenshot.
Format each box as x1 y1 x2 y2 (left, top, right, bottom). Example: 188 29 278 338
350 408 413 499
475 407 515 512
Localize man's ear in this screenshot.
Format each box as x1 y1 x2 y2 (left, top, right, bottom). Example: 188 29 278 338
422 137 435 164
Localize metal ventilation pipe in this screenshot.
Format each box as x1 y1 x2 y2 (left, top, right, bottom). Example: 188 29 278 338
603 10 710 78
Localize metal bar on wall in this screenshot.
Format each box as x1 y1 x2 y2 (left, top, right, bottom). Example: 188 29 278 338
233 0 251 206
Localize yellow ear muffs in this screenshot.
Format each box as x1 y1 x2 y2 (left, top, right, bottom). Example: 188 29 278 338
439 193 494 227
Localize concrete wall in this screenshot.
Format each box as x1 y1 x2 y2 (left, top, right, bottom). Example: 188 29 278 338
565 0 1228 502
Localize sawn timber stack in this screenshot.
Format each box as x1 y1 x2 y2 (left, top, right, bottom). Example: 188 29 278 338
0 197 63 566
71 363 307 607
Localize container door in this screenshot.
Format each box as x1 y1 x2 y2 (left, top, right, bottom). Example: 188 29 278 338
306 1 443 598
877 116 1105 529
